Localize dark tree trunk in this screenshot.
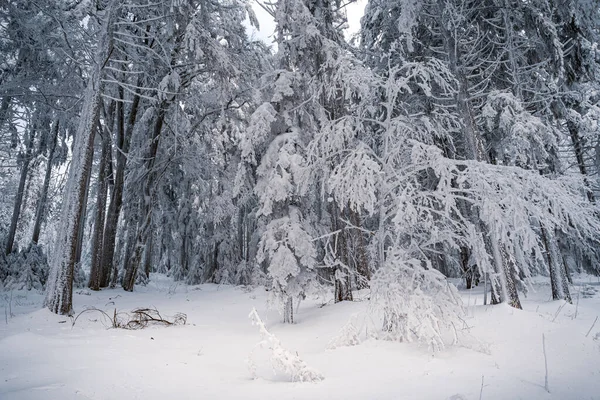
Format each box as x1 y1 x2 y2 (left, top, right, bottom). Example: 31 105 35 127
117 217 137 288
283 296 294 324
567 119 595 203
350 208 370 289
329 200 352 303
144 230 154 279
74 143 94 268
32 120 60 245
500 245 523 309
122 108 164 291
0 96 11 128
541 226 572 303
100 87 140 287
88 131 111 290
203 239 220 283
5 125 36 255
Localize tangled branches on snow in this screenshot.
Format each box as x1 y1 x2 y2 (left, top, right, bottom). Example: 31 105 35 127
70 307 187 329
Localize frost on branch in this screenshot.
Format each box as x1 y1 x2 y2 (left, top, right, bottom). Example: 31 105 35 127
256 206 317 323
248 308 324 382
370 249 463 352
327 316 361 350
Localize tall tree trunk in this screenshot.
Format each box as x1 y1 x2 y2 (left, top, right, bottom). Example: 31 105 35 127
122 108 164 291
0 96 11 129
439 3 521 308
350 208 370 289
144 228 154 279
283 296 294 324
100 86 140 287
117 216 137 288
5 125 36 255
45 2 115 315
567 119 595 202
74 142 94 268
31 120 60 245
541 226 572 303
88 131 111 290
330 200 352 302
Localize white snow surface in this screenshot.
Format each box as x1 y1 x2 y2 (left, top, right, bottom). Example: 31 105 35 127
1 274 600 400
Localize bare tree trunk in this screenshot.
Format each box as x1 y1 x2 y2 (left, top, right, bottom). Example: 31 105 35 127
88 131 111 290
75 139 94 267
541 226 572 303
45 2 115 315
144 228 154 279
0 96 11 129
116 217 137 288
283 296 294 324
32 120 60 245
567 120 595 203
350 208 370 289
100 86 140 287
330 200 352 303
5 125 36 255
122 108 164 291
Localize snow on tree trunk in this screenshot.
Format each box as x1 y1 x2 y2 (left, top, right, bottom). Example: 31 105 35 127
100 87 138 287
88 132 111 291
283 296 293 324
122 108 164 292
5 124 36 255
32 120 59 245
541 226 572 303
45 3 116 315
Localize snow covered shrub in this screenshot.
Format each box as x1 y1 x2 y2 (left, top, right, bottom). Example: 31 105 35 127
248 308 323 382
327 316 361 349
370 249 463 351
2 244 49 290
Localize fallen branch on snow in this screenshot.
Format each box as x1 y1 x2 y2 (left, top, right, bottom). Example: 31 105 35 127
70 307 186 329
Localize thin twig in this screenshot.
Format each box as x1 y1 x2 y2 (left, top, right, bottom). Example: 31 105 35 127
542 334 550 393
586 316 598 338
479 375 485 400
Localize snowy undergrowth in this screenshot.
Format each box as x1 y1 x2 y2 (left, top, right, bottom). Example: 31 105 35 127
1 274 600 400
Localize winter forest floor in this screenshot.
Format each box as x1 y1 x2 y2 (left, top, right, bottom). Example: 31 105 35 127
1 275 600 400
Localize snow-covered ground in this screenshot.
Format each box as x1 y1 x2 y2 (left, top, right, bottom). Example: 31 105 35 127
1 275 599 400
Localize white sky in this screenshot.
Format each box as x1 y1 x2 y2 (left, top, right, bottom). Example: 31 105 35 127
245 0 368 47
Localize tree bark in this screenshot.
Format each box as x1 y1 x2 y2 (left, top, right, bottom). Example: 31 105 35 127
330 200 352 303
0 96 11 129
350 208 370 289
567 119 595 202
74 142 94 268
88 130 111 290
283 296 294 324
31 120 60 245
541 226 572 303
5 125 36 255
45 2 115 315
143 228 154 279
100 86 139 287
122 108 164 291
